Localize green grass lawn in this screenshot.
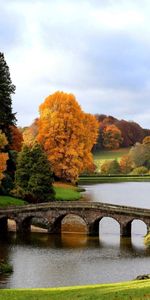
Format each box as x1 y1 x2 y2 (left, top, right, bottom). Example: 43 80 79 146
0 280 150 300
0 196 27 207
54 185 81 201
93 148 130 172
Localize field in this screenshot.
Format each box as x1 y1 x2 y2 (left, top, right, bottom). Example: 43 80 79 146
0 280 150 300
93 148 130 172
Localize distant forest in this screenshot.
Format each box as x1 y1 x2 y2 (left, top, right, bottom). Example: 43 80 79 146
93 114 150 152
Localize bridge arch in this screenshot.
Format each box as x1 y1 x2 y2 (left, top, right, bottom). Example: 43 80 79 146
122 218 147 237
89 215 121 236
49 213 88 234
17 215 50 233
0 216 18 234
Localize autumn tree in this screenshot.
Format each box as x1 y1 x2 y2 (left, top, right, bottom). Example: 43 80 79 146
9 126 23 152
0 130 8 183
119 155 133 174
37 91 98 183
13 143 55 203
101 159 121 175
0 53 16 144
23 118 39 146
102 124 123 150
115 120 145 147
143 136 150 145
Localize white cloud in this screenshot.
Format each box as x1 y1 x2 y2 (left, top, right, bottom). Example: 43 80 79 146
1 0 150 128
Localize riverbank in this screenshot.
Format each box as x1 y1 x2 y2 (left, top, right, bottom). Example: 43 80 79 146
0 184 82 208
79 175 150 184
0 280 150 299
54 182 82 200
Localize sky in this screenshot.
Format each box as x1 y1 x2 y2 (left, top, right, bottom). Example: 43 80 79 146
1 0 150 128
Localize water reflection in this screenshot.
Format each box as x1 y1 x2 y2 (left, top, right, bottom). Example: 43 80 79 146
0 229 150 288
61 233 88 248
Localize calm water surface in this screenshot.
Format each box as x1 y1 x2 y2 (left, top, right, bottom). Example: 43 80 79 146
82 182 150 208
0 182 150 288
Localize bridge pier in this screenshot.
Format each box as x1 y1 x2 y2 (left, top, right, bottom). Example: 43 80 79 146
120 222 131 237
0 218 8 234
88 221 99 236
16 220 31 234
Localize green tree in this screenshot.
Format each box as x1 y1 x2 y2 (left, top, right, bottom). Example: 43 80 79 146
0 53 17 194
129 142 150 169
101 159 121 175
0 53 16 143
13 143 55 203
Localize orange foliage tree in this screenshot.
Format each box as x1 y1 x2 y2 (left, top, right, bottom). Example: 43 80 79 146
37 91 98 183
10 125 23 152
0 130 8 182
143 136 150 145
102 124 123 150
119 155 133 174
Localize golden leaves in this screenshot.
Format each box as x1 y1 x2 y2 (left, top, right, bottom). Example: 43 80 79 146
37 91 98 182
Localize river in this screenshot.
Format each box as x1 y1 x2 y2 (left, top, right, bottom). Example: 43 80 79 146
0 182 150 288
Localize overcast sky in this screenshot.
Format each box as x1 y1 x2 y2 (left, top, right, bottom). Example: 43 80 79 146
1 0 150 128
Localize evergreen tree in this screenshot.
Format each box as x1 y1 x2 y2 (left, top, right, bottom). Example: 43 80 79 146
0 52 16 143
14 143 55 203
15 145 31 190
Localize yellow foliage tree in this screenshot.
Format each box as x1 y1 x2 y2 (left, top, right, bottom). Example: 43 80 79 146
0 130 8 182
23 118 39 146
37 91 98 183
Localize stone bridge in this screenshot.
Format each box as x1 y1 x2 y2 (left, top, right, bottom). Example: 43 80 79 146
0 201 150 237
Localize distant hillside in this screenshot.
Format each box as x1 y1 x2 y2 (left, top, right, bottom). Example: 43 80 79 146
93 114 150 152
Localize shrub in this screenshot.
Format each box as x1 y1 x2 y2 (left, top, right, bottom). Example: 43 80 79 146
101 159 121 175
0 261 13 274
130 166 148 175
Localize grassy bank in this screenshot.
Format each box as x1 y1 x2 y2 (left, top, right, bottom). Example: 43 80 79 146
79 175 150 184
0 280 150 300
0 196 27 207
0 184 82 207
54 183 82 201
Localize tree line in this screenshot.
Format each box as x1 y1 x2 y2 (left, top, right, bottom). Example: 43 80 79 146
93 114 150 152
